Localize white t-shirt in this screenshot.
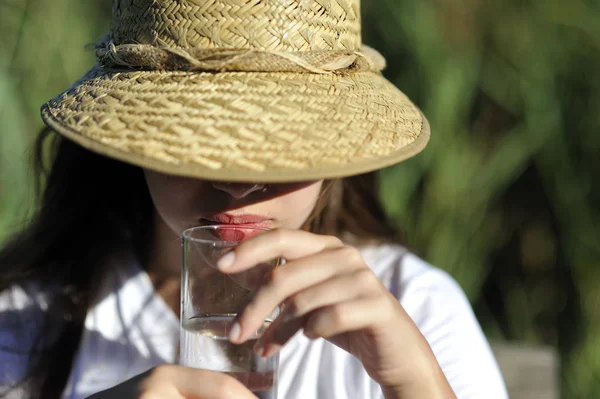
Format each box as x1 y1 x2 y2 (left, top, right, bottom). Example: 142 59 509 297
0 244 508 399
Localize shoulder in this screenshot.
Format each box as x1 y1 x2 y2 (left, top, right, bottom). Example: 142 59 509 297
0 283 48 332
0 283 47 311
359 244 482 337
359 244 463 305
359 244 509 398
0 284 48 387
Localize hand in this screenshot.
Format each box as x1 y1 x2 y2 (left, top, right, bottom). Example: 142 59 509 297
217 229 457 398
86 365 257 399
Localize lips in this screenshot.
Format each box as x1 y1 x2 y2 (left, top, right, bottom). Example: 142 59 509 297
200 213 272 242
203 213 270 225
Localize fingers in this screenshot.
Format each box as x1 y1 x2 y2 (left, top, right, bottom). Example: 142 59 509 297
230 247 365 343
217 229 344 273
253 268 380 356
303 296 398 340
140 365 258 399
254 313 308 358
213 229 399 373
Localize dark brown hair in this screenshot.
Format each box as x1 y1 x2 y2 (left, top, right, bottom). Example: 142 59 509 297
0 128 400 398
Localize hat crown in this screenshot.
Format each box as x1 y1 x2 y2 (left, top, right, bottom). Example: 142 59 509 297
111 0 362 52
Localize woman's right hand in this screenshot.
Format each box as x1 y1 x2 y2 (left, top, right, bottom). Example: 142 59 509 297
87 365 257 399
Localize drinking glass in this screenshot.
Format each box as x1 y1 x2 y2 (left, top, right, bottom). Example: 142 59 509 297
180 225 280 399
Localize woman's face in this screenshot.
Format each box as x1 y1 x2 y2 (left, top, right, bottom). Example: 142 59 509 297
143 170 323 237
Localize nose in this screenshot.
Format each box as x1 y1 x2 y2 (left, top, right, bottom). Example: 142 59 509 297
211 182 265 199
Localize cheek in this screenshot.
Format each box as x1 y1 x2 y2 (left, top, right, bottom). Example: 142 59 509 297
144 171 202 230
279 181 323 228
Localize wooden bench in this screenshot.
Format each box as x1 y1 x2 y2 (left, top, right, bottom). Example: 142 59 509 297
492 343 559 399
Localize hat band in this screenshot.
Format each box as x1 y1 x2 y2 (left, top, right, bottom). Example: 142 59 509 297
95 39 386 74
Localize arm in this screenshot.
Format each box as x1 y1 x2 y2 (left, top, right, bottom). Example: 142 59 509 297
397 256 509 399
215 230 479 399
86 365 257 399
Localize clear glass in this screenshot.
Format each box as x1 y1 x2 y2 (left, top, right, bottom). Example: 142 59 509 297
180 225 280 399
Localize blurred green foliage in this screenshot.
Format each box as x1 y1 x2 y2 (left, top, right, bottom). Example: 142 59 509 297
0 0 599 397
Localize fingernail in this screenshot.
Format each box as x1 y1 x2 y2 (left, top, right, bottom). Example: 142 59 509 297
218 251 236 270
253 342 265 356
261 344 277 358
229 322 241 342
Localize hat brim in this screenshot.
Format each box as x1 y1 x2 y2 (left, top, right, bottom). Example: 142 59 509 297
41 65 429 182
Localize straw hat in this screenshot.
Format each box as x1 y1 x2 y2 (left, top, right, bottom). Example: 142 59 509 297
41 0 430 182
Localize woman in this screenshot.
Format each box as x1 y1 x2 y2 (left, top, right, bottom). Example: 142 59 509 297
0 0 508 398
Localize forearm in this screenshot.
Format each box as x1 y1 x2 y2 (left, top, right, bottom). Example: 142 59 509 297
382 371 457 399
381 350 457 399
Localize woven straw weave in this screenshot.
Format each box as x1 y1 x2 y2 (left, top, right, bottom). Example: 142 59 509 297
111 0 362 51
41 0 430 182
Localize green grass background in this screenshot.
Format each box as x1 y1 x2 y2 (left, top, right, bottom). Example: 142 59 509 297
1 1 599 397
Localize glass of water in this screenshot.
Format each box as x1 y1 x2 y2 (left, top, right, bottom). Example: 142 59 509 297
180 225 280 399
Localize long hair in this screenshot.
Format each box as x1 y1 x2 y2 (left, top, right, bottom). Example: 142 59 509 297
0 128 400 398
